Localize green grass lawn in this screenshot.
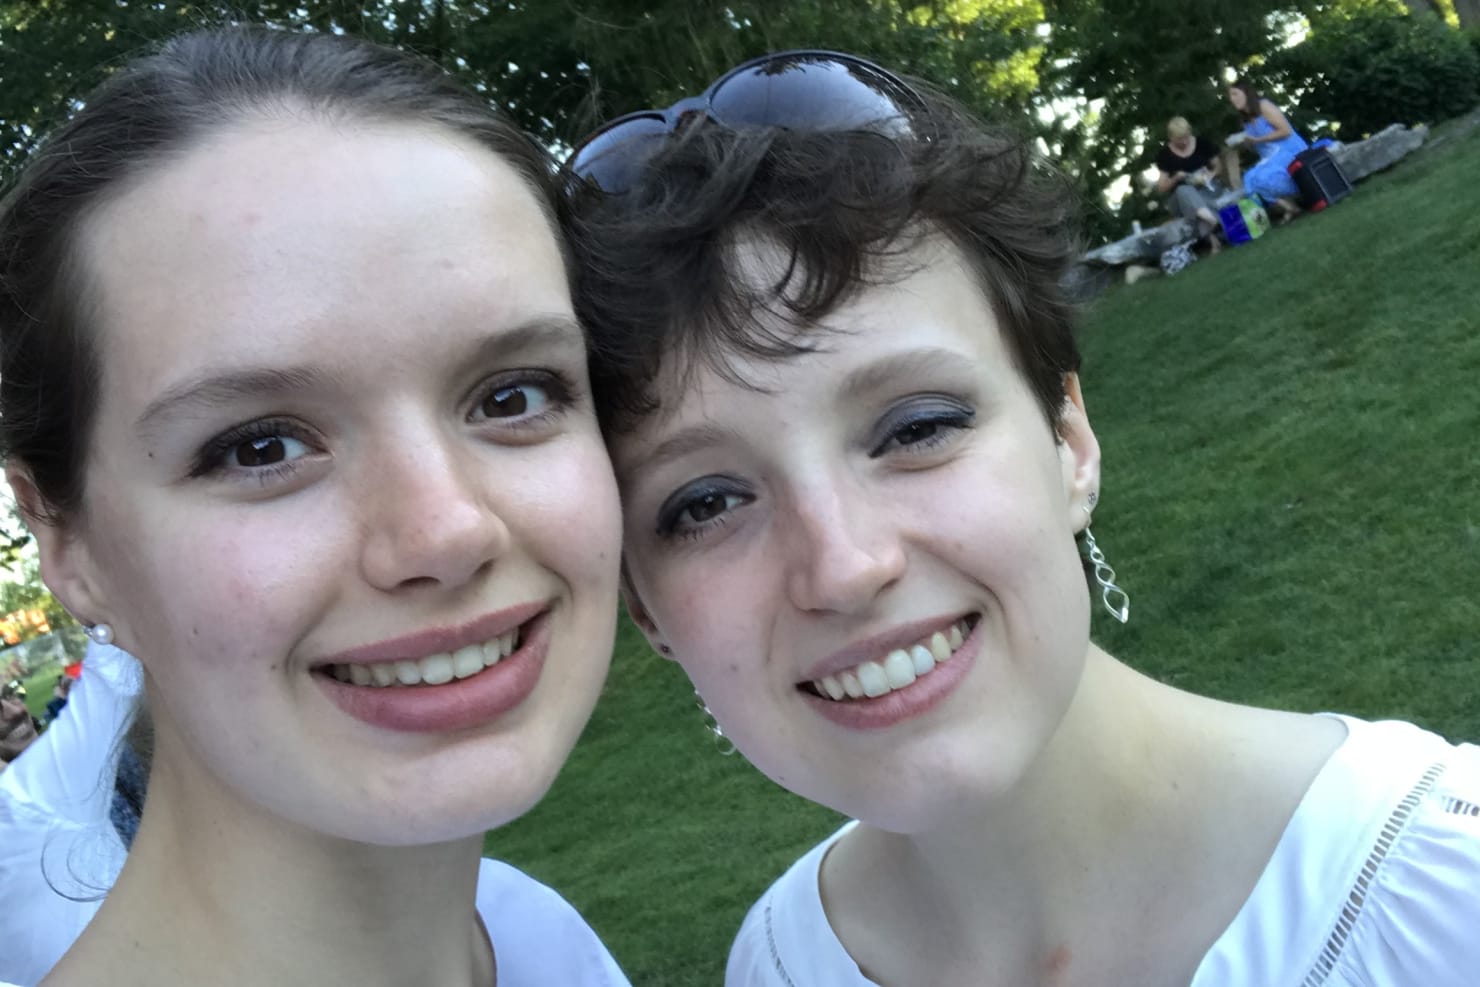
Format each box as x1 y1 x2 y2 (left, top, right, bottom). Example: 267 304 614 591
491 127 1480 984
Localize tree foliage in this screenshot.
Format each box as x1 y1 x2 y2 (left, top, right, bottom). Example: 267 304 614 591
1271 2 1480 135
2 1 1477 238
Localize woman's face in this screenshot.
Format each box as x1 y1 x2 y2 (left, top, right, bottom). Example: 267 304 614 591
1228 87 1248 112
43 118 622 844
612 239 1100 831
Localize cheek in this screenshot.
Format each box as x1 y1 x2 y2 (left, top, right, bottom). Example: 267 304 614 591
88 491 348 672
522 437 623 572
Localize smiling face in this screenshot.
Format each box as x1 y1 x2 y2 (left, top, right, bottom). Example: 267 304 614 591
613 238 1100 831
40 117 622 844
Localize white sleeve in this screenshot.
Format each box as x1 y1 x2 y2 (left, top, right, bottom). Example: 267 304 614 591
1331 741 1480 986
726 895 790 987
0 644 140 986
475 857 630 986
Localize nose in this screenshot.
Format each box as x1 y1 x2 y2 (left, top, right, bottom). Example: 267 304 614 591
782 477 906 615
359 434 510 593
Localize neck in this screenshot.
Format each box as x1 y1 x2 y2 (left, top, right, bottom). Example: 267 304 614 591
827 647 1234 983
58 744 494 987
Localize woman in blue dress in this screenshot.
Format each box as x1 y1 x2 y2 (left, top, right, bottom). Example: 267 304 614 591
1229 79 1307 219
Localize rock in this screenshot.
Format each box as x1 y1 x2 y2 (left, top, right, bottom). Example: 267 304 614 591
1083 217 1197 267
1327 124 1427 182
1327 125 1425 178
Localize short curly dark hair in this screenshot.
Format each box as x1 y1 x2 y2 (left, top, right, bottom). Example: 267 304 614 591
564 84 1084 438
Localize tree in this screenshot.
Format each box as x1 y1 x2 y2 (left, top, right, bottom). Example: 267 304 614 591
1040 0 1315 237
1 1 1052 168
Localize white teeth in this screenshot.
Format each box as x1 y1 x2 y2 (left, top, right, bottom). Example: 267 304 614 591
452 645 483 680
329 628 522 688
809 617 975 703
420 653 455 686
883 650 916 689
857 661 890 698
910 644 935 677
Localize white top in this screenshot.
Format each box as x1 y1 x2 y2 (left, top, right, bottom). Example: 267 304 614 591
0 643 140 986
0 858 627 987
727 716 1480 987
0 646 628 987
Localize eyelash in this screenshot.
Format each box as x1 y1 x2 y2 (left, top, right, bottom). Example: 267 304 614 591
189 418 317 482
869 399 976 458
655 481 751 542
187 369 578 484
466 368 577 432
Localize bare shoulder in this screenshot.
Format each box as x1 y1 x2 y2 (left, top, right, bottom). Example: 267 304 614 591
1186 699 1347 800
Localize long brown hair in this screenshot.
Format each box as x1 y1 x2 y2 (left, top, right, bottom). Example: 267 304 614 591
1230 79 1264 123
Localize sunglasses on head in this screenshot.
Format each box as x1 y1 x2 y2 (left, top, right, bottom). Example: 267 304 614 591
567 49 924 195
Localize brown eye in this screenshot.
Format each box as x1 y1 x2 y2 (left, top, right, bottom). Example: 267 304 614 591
683 493 731 524
892 421 939 446
476 382 552 420
235 436 305 467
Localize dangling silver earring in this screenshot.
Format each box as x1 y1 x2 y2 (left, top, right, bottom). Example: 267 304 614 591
694 690 737 756
85 622 115 646
1081 505 1129 624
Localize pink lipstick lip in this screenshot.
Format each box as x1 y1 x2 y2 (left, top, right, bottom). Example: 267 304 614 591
801 616 981 730
314 610 552 733
312 600 548 668
799 612 978 683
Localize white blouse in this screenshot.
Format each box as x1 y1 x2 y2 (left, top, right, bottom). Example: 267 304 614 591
0 647 627 986
727 715 1480 986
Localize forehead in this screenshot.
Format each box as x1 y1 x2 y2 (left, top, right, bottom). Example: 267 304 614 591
76 117 568 397
610 235 1009 453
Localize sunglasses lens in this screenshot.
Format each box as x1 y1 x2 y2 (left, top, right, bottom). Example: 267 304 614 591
709 53 915 135
569 114 673 192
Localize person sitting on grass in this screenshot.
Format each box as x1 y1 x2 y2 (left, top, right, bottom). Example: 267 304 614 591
1155 116 1225 252
565 50 1480 987
0 26 628 987
1226 79 1307 222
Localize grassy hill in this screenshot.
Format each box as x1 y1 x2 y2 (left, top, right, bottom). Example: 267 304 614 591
490 125 1480 985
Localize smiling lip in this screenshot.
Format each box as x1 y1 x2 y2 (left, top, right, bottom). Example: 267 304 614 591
314 601 546 668
801 614 973 682
801 616 981 730
313 604 551 734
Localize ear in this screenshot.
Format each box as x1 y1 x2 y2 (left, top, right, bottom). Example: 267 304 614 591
6 465 110 629
619 560 676 662
1055 373 1101 532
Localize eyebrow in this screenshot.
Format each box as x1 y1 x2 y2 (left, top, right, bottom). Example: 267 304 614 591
135 366 331 438
620 423 739 480
134 316 587 438
837 347 970 403
622 346 974 477
457 316 588 367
